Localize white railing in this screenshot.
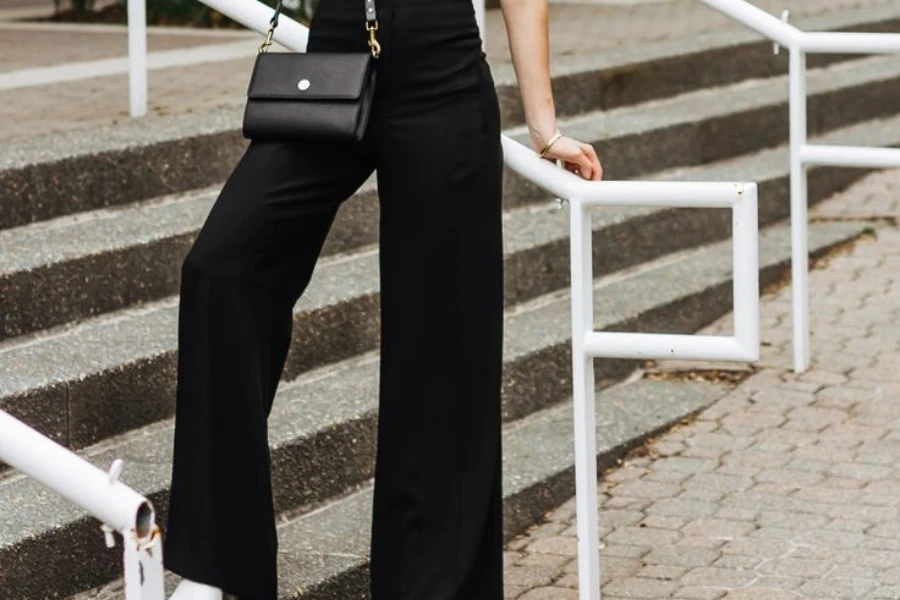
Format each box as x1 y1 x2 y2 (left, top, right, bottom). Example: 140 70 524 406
0 409 166 600
128 0 148 116
694 0 900 374
503 136 760 600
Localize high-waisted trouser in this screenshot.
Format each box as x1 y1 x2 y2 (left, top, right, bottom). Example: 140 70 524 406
161 0 505 598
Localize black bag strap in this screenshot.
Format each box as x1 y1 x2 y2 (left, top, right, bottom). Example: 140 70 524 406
259 0 380 57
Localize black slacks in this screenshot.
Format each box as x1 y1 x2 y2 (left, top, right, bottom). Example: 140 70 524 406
161 0 505 597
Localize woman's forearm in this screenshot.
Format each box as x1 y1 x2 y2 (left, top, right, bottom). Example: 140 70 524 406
498 0 603 179
498 0 558 151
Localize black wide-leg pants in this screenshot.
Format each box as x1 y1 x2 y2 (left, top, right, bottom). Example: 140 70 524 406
162 0 505 597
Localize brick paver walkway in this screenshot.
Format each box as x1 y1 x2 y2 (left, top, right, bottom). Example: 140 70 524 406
502 168 900 599
1 0 898 141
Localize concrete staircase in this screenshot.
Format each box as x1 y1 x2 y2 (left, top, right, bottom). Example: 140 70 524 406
1 5 898 599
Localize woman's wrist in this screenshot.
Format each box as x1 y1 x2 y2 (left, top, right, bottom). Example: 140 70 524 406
527 118 559 151
538 130 564 157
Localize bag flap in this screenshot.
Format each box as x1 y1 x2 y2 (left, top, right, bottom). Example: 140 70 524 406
247 52 372 100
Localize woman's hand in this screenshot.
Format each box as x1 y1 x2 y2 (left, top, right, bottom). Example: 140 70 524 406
533 131 603 181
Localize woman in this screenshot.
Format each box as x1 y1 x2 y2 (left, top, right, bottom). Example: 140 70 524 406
162 0 602 596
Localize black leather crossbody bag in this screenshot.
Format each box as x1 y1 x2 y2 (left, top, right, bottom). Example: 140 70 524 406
242 0 381 142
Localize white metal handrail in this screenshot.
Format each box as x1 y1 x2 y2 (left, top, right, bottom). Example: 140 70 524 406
0 409 165 600
692 0 900 53
128 0 147 116
693 0 798 47
693 0 900 374
503 137 760 600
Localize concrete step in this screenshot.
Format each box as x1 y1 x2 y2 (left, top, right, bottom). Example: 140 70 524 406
2 7 898 230
0 181 378 341
2 107 892 452
0 217 870 600
4 52 900 340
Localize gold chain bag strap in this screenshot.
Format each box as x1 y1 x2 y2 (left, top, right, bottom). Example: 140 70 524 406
242 0 381 142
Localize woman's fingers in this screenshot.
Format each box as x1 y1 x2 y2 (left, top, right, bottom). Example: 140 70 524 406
542 137 603 181
570 148 594 180
582 143 603 180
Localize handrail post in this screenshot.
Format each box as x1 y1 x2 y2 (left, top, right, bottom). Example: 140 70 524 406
733 184 761 358
788 45 810 373
124 524 166 600
569 196 602 600
127 0 147 117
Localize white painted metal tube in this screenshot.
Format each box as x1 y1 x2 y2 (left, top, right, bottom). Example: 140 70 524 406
801 31 900 54
583 332 757 361
568 199 601 600
0 409 155 539
126 0 147 116
694 1 900 55
691 0 799 48
500 135 751 208
200 0 309 51
732 183 760 362
789 47 810 373
802 144 900 168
